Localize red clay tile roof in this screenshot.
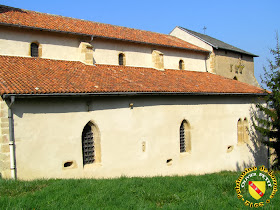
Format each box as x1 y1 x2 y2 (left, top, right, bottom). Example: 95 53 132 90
0 56 264 95
0 5 208 53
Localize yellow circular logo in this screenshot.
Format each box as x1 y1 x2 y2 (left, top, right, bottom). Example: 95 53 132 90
235 166 277 208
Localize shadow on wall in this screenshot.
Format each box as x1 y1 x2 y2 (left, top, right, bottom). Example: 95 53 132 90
247 124 268 167
11 95 256 117
235 138 268 172
235 106 269 171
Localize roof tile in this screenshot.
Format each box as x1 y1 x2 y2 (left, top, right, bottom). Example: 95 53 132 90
179 27 258 57
0 56 264 95
0 5 208 52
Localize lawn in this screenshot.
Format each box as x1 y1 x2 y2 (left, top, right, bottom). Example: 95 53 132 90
0 171 279 209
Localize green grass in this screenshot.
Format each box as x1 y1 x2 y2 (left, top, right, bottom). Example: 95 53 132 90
0 171 279 209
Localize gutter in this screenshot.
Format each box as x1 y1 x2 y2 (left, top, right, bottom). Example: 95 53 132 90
7 96 16 180
2 92 267 99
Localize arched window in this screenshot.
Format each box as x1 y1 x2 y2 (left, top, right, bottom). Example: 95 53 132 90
233 76 238 80
243 118 249 143
179 60 184 70
119 53 125 66
180 120 191 153
81 122 101 165
237 118 250 145
30 42 39 57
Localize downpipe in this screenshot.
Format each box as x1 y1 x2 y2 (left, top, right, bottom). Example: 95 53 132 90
8 96 16 179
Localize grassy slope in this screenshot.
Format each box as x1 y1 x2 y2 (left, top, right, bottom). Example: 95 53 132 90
0 171 279 209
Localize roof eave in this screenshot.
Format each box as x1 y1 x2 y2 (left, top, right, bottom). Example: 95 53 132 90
2 92 267 99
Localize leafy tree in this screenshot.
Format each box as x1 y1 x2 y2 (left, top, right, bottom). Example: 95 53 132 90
253 34 280 170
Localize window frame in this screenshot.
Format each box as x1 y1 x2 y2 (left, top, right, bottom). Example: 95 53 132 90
180 120 191 153
30 42 40 57
81 121 101 166
179 59 184 70
237 118 249 145
82 123 95 165
118 53 125 66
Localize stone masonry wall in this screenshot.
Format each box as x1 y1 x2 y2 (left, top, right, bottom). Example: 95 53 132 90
209 51 216 74
0 98 10 178
214 50 259 87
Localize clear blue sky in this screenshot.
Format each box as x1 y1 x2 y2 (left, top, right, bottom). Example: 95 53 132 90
2 0 280 84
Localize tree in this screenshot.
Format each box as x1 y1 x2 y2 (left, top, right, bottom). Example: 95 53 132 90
253 34 280 170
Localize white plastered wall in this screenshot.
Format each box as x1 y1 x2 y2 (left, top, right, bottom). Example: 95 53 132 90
170 27 212 52
93 40 207 71
0 27 80 61
0 27 207 72
9 95 267 180
170 27 214 73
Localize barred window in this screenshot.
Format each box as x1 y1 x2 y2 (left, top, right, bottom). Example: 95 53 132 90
180 122 185 152
119 53 125 66
180 120 191 153
31 42 39 57
81 121 101 166
82 124 95 165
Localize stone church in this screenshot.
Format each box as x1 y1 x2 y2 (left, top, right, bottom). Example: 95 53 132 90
0 5 267 180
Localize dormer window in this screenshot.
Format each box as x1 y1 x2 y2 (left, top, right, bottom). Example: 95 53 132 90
30 42 39 57
119 53 125 66
179 60 184 70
